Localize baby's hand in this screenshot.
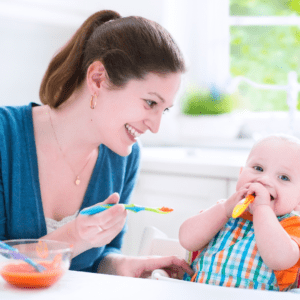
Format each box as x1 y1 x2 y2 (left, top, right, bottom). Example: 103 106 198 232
223 183 251 218
247 182 272 213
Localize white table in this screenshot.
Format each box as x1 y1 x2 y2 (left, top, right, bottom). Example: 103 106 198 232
1 270 299 300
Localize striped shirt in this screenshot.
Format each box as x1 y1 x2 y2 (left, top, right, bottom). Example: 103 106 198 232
184 211 300 291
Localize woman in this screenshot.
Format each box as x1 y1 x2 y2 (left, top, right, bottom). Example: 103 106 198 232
0 10 193 278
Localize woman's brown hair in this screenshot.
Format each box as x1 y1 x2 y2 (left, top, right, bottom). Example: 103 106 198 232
39 10 185 108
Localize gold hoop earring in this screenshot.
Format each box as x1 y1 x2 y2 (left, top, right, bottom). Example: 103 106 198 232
90 94 97 109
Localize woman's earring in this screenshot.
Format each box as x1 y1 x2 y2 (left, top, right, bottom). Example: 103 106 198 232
90 94 97 109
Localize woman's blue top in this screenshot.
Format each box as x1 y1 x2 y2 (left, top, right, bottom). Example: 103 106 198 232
0 103 140 272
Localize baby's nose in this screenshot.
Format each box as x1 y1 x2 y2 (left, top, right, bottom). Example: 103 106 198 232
256 175 272 186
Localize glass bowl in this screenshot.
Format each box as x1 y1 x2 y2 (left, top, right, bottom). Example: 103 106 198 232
0 239 73 288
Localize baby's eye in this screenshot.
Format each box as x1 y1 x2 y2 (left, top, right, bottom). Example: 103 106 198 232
253 166 263 172
145 100 157 108
279 175 290 182
163 108 170 114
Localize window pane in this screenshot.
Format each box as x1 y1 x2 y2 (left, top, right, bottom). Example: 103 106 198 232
230 0 295 16
231 25 300 111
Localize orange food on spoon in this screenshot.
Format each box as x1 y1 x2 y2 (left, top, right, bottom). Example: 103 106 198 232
159 207 174 212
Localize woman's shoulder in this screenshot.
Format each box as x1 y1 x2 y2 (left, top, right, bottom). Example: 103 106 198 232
0 104 36 154
0 104 29 133
0 103 32 125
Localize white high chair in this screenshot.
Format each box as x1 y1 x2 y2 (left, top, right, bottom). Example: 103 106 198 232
138 226 187 281
138 226 186 258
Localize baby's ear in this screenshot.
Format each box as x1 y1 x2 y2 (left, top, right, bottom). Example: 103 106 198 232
239 167 243 175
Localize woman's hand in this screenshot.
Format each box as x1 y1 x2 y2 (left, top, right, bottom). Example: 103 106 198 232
115 255 194 279
75 193 127 248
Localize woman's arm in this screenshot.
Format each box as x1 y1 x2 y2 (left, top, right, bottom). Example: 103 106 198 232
97 253 193 278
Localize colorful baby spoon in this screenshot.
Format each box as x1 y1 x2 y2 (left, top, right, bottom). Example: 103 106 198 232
232 194 255 218
0 241 46 272
80 204 173 215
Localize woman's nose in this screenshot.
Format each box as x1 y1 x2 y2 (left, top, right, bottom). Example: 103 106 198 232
145 113 162 134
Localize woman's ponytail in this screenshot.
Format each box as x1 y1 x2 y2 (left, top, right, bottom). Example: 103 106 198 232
39 10 121 108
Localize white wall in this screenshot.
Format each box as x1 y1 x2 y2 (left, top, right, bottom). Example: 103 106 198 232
0 18 72 106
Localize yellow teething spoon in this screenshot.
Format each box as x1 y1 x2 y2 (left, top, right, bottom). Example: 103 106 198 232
232 194 255 218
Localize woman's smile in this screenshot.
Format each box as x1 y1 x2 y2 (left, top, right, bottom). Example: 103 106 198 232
125 124 142 140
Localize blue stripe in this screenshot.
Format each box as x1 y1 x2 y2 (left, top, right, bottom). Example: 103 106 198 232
219 218 240 286
267 271 276 286
236 233 254 281
207 224 234 283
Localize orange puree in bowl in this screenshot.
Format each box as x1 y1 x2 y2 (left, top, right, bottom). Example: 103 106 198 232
0 261 64 288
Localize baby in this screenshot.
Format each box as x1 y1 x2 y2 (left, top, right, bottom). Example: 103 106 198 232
179 134 300 291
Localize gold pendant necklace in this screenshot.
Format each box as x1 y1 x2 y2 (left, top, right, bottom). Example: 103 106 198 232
75 176 81 185
48 108 92 186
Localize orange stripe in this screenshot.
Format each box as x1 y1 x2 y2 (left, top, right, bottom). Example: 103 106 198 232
199 272 205 283
216 250 224 273
245 244 258 279
230 220 244 245
225 276 233 287
191 273 197 282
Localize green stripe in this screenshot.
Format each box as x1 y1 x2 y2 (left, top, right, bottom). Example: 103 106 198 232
242 221 253 238
211 230 221 247
235 276 242 287
198 252 204 273
253 257 263 281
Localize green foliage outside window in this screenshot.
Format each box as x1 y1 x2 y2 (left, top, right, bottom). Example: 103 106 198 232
181 86 238 116
230 0 300 111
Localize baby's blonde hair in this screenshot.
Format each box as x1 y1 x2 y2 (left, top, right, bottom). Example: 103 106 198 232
247 134 300 162
254 133 300 148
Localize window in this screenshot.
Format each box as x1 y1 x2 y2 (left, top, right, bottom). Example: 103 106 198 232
141 0 300 149
230 0 300 112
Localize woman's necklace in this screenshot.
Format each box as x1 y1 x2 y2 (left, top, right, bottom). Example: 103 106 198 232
48 108 93 186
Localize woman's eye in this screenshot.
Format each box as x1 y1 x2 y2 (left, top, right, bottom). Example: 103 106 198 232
254 166 263 172
145 100 157 108
279 175 290 182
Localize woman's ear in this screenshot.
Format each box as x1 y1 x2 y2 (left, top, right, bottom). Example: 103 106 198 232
86 61 107 93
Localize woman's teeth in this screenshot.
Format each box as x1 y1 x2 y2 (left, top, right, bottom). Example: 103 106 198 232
125 124 141 138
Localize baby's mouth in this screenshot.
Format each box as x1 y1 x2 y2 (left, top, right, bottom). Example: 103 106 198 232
270 195 275 201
